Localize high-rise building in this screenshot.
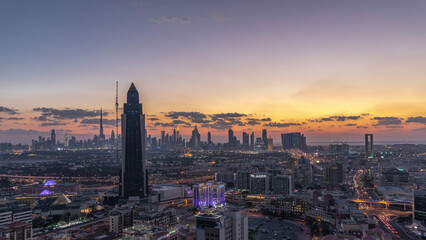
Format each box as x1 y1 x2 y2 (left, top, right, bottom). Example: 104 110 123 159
365 134 373 158
121 83 148 199
207 131 212 144
262 129 267 145
193 182 225 208
242 132 249 148
272 175 293 195
100 107 105 144
228 129 234 148
267 137 273 151
64 133 69 147
250 132 254 150
281 132 307 150
235 171 250 190
414 190 426 224
325 163 344 186
190 126 201 149
196 210 248 240
250 173 269 194
50 129 56 147
161 131 165 146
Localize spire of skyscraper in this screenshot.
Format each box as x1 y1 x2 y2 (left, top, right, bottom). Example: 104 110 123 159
100 107 105 143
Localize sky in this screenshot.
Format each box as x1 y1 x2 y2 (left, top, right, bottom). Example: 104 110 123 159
1 0 426 144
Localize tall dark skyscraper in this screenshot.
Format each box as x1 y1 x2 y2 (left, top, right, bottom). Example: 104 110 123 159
262 129 267 145
250 132 255 150
50 129 56 147
228 129 234 148
190 126 200 149
121 83 148 199
365 134 373 158
242 132 249 148
207 131 212 144
100 107 105 142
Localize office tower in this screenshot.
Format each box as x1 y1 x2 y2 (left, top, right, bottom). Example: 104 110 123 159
242 132 249 148
254 137 266 151
365 134 373 158
414 191 426 224
228 129 234 148
196 210 248 240
161 131 165 145
267 137 273 151
151 137 157 148
250 132 254 150
193 182 225 208
273 175 293 195
207 131 212 144
172 129 177 144
250 173 269 194
235 171 250 190
110 130 115 145
121 83 148 199
262 129 267 145
190 126 201 149
215 172 235 184
176 126 180 141
325 163 344 186
64 133 69 147
281 132 307 150
100 107 105 143
50 129 56 147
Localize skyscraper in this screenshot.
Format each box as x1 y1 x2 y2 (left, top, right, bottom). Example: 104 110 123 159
207 131 212 144
100 107 105 143
50 129 56 147
121 83 148 199
242 132 249 148
228 129 234 148
262 129 267 145
190 126 200 149
250 132 254 150
365 134 373 158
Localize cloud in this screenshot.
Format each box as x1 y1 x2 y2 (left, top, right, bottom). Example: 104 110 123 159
356 126 368 129
372 117 403 126
210 113 247 121
246 120 260 126
0 117 24 120
165 111 208 123
40 122 67 127
0 106 19 115
172 119 191 126
308 115 360 122
210 14 229 22
33 107 102 120
149 15 192 25
154 122 176 127
406 116 426 125
344 124 357 126
0 129 47 135
80 118 116 126
330 115 360 121
264 122 301 128
148 117 159 121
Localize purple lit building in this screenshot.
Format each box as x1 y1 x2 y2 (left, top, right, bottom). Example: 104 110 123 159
193 182 225 208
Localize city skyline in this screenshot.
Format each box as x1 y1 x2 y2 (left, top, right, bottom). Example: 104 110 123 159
2 0 426 144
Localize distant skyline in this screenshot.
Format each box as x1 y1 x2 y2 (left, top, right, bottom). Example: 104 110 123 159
1 0 426 144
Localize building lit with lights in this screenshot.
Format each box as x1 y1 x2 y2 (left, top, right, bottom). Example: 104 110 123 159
193 182 225 208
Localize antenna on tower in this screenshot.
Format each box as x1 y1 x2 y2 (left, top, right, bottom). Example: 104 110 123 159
115 81 119 165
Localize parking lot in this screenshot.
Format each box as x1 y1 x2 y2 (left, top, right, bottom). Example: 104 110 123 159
249 216 310 240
